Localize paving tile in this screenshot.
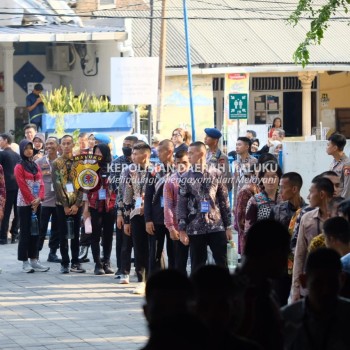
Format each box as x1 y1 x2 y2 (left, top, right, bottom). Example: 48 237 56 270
0 241 147 350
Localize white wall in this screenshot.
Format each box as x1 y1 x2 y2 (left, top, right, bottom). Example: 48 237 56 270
0 30 131 131
61 41 122 98
12 55 61 107
282 140 350 199
9 39 125 109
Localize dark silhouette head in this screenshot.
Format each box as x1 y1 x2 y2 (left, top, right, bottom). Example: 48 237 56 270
145 313 211 350
323 216 350 249
143 269 194 327
302 248 343 313
338 199 350 221
244 219 290 278
191 265 234 331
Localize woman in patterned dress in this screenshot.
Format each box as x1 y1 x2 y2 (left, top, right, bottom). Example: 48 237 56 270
244 161 282 235
234 164 259 254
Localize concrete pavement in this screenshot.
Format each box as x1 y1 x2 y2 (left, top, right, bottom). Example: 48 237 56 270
0 239 148 350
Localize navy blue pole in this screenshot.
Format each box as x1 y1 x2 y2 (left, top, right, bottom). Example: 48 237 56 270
183 0 196 141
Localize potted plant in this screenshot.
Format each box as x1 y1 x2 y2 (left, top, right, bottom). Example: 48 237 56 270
41 86 132 137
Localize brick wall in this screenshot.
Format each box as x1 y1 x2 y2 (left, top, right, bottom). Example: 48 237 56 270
75 0 148 13
115 0 148 10
76 0 99 13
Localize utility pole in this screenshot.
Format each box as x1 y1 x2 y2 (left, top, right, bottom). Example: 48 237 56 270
183 0 196 141
156 0 167 134
147 0 154 144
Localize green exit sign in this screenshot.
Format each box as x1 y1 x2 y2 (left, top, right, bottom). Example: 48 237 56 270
229 93 248 119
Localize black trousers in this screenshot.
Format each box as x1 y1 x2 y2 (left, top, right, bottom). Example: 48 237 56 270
173 240 190 275
120 231 133 275
90 208 115 264
148 224 175 275
0 190 19 240
189 231 227 274
56 205 82 267
17 205 40 261
38 206 60 252
130 215 149 282
116 225 123 269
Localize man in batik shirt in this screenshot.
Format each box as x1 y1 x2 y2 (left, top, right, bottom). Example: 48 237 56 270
123 142 151 295
178 141 232 273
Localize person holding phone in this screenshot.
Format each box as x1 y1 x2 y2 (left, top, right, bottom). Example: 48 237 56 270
26 84 44 131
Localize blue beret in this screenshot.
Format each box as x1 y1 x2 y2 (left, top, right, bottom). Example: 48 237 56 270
204 128 222 139
94 133 111 144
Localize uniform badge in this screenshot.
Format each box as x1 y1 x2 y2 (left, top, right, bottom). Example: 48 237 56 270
72 155 102 190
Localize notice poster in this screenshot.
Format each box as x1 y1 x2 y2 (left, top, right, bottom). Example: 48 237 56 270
110 57 159 105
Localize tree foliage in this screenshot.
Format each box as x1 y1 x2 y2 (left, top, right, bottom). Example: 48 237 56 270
289 0 350 67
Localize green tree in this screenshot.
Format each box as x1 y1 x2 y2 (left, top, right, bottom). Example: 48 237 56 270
289 0 350 67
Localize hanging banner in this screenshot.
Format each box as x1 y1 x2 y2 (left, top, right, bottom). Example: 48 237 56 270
223 73 249 154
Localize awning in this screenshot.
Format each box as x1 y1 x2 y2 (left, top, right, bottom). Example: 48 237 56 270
0 24 127 42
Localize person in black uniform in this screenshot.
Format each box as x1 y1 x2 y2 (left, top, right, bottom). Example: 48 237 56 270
0 133 21 244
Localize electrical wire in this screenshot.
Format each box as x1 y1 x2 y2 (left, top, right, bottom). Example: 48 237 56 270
0 0 348 22
134 33 151 49
0 11 349 21
0 0 338 14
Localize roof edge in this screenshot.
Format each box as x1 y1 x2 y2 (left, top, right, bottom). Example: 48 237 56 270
165 64 350 76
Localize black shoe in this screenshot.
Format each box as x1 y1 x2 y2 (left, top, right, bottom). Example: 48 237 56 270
70 264 86 273
103 262 114 274
115 268 122 276
60 265 69 274
78 246 89 260
94 263 105 275
0 239 8 245
78 257 90 263
47 253 62 263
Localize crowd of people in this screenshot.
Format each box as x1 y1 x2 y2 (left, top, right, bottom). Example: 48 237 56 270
141 221 350 350
1 121 350 349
